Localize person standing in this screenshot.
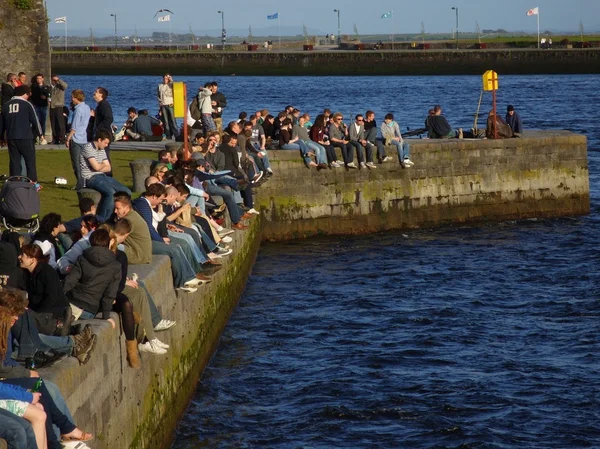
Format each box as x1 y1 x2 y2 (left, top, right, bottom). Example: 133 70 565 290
49 74 68 144
30 74 51 145
0 85 42 182
1 73 18 113
65 89 91 190
157 74 177 140
210 81 226 134
505 105 523 135
91 87 114 173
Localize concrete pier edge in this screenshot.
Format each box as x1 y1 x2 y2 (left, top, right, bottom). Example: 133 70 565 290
2 132 589 449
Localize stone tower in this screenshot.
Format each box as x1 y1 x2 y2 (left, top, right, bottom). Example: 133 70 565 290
0 0 51 84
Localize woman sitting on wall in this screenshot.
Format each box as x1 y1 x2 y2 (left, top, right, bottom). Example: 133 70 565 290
0 288 93 449
19 244 70 336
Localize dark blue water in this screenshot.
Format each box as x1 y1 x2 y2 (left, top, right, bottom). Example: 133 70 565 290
66 75 600 448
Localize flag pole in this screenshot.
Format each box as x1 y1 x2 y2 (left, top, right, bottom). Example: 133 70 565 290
537 11 540 49
65 20 68 51
278 15 281 49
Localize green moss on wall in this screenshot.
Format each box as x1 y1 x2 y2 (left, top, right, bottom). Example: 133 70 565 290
12 0 32 10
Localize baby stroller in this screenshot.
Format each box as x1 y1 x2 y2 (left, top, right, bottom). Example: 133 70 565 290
0 176 40 233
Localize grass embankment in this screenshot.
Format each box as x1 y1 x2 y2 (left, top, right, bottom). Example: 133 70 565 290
0 149 152 219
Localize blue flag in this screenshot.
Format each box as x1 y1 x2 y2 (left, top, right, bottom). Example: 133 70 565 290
381 11 392 19
267 12 279 20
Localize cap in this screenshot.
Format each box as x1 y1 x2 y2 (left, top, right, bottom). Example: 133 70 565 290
507 105 515 112
13 85 30 96
33 240 53 256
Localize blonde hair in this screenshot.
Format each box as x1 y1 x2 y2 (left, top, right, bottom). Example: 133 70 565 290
98 224 118 253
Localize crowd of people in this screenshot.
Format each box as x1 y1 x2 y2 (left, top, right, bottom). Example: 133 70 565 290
0 71 525 449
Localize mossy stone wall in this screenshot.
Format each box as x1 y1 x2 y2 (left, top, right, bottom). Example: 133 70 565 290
256 131 589 241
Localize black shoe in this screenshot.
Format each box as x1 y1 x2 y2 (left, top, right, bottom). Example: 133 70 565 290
29 349 69 369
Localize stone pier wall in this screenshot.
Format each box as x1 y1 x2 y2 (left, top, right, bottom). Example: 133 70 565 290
2 133 588 449
256 131 589 241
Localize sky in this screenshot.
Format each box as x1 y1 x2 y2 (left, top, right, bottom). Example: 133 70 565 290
46 0 599 36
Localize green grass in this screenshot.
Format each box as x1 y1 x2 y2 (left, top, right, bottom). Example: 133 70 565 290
0 149 153 219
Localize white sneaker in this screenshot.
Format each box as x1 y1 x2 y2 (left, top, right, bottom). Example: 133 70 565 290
333 161 342 168
154 319 176 332
216 226 224 232
138 340 167 354
218 229 234 237
359 162 367 169
221 235 233 243
184 278 202 287
177 286 198 293
404 159 414 167
39 137 48 145
247 208 260 215
266 167 273 174
347 162 357 169
151 338 169 349
383 156 393 162
366 162 377 169
211 248 233 258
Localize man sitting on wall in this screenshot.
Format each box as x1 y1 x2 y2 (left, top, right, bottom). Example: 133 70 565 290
426 105 463 139
131 183 207 292
125 107 162 142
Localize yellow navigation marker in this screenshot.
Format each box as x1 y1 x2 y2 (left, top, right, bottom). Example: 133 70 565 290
482 70 499 91
173 81 185 118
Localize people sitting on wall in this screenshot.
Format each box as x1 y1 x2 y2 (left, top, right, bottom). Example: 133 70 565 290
124 107 163 142
505 105 523 135
426 105 463 139
131 184 207 292
380 113 414 169
486 110 514 139
310 114 340 168
0 288 93 449
349 114 377 169
364 110 390 164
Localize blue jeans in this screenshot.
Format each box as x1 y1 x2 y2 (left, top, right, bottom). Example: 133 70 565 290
69 140 86 189
168 231 205 267
0 407 35 449
281 141 310 164
86 174 132 222
39 334 73 354
34 106 48 135
205 182 243 224
161 105 178 138
391 139 411 161
151 240 196 288
201 113 216 134
304 140 327 164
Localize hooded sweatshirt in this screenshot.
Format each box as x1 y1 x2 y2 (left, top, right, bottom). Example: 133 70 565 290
0 242 25 290
63 246 121 319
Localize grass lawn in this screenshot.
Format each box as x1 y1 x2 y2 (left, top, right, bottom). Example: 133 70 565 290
0 149 154 220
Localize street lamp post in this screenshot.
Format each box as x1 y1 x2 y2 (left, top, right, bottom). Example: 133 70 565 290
217 10 226 50
333 9 340 47
110 13 117 51
451 7 459 49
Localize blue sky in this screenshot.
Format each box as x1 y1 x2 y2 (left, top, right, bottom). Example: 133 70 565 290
47 0 599 36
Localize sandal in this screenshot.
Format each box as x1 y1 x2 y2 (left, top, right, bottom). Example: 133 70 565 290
61 431 94 442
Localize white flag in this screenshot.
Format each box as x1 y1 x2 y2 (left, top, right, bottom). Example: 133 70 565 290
158 15 171 22
54 16 67 23
526 7 539 16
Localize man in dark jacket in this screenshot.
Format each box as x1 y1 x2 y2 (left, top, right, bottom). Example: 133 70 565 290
1 73 18 113
0 85 42 182
63 229 120 327
426 105 463 139
505 105 523 135
210 81 227 133
30 74 51 144
91 87 114 173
